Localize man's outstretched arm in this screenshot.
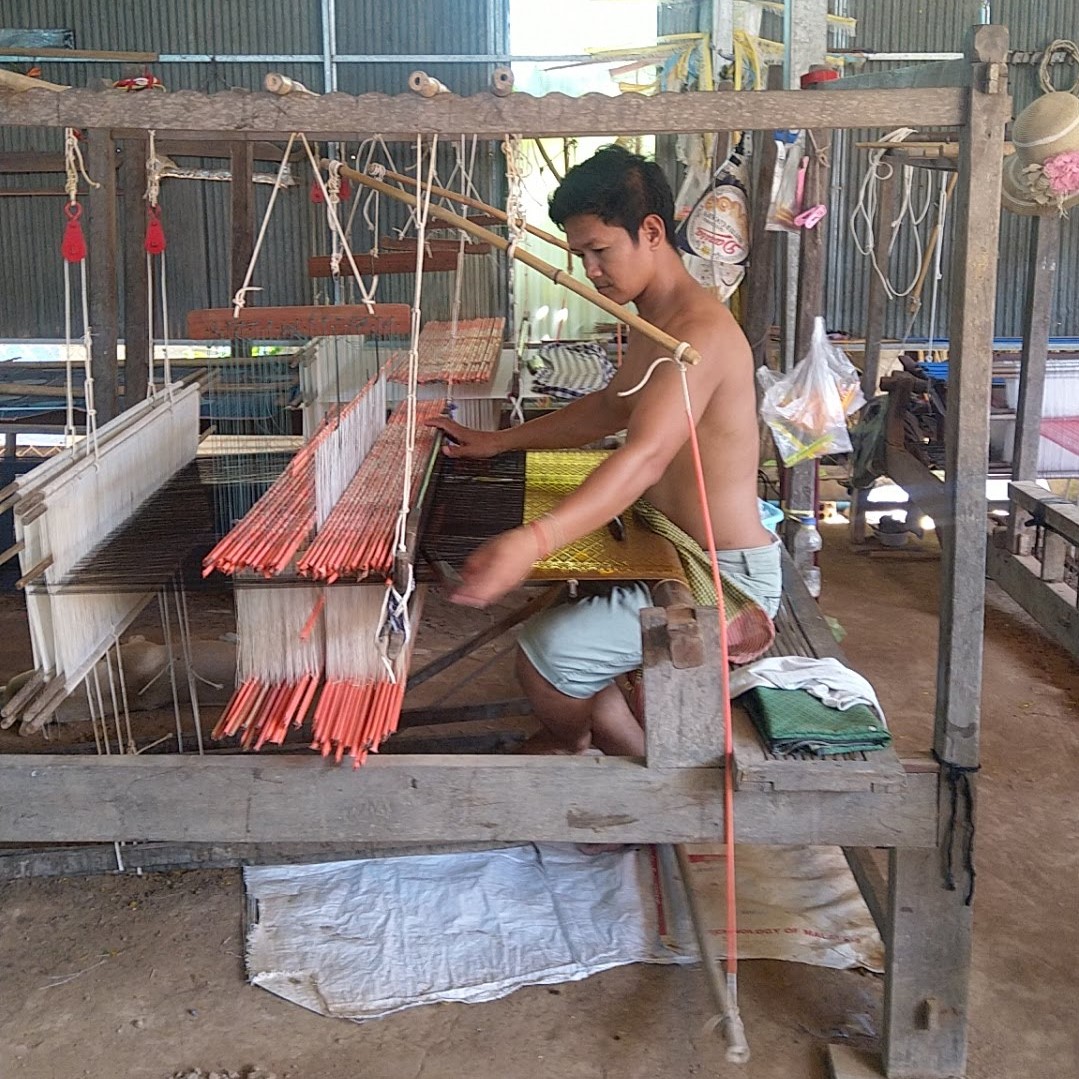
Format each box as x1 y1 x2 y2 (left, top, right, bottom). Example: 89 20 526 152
427 383 628 459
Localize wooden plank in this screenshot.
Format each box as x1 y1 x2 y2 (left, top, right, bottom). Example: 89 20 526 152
86 128 119 424
642 606 724 769
186 304 411 339
0 754 939 847
120 136 149 407
842 847 888 936
1011 213 1060 483
379 237 491 255
229 141 255 306
986 544 1079 662
0 86 967 138
884 444 951 530
307 250 460 278
1041 530 1068 582
819 25 1008 92
934 27 1011 769
826 1044 886 1078
731 706 904 793
883 827 973 1077
1008 481 1079 545
0 840 515 882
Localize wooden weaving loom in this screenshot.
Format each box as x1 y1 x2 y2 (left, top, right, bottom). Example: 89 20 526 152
0 23 1011 1078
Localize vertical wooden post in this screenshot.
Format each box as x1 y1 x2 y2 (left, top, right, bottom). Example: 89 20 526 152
785 76 830 555
1007 213 1059 552
121 138 150 408
86 129 119 425
851 168 898 543
934 24 1010 770
742 64 785 369
229 141 255 306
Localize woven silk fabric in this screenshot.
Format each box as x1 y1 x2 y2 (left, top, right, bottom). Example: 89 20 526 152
523 451 683 582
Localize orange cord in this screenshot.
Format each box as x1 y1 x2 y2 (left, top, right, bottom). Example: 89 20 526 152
678 365 739 981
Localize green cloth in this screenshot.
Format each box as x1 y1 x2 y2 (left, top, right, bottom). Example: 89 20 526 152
633 499 755 612
740 685 892 756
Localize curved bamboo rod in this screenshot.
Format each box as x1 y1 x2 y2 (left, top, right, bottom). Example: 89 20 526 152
361 164 570 252
327 158 701 366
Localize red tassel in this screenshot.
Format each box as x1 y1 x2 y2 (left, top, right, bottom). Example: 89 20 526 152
144 205 166 254
339 177 351 200
309 178 325 204
61 203 86 264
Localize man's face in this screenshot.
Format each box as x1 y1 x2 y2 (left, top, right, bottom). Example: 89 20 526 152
563 213 654 305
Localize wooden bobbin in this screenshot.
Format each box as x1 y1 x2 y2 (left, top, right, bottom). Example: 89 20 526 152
263 72 318 97
490 67 514 96
409 70 449 97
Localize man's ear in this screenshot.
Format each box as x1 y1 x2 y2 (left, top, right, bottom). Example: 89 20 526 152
639 213 668 250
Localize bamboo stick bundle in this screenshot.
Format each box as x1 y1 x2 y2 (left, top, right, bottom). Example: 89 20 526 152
203 370 386 577
297 399 444 582
387 317 505 385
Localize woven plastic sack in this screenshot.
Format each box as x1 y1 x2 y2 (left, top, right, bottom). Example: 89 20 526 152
757 318 863 465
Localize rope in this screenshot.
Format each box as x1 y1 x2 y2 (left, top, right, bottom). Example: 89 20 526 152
1039 38 1079 96
849 128 936 300
932 750 979 905
616 351 744 1046
232 132 297 316
300 135 378 312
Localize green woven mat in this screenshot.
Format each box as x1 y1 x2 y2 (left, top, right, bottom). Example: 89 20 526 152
740 686 892 757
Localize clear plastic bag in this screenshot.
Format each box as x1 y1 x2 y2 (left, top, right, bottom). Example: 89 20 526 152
757 318 865 465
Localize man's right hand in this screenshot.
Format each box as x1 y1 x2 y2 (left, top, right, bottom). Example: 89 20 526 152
426 416 503 459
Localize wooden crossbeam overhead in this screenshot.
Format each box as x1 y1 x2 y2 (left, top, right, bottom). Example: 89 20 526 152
186 304 411 340
0 86 966 137
306 250 460 277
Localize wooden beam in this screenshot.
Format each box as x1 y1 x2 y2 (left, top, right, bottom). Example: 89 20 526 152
819 25 1009 92
882 783 974 1078
1008 480 1079 543
1011 213 1060 482
86 129 119 424
121 136 150 407
986 543 1079 661
307 250 460 278
883 445 951 530
186 304 411 339
0 754 939 847
0 87 967 138
934 26 1011 769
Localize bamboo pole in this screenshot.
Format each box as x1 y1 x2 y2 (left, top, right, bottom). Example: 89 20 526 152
366 165 570 251
329 159 701 365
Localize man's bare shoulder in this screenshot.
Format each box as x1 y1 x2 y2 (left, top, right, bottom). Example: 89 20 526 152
666 289 752 374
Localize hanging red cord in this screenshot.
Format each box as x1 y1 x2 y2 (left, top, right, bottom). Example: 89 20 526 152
144 204 166 254
61 202 86 263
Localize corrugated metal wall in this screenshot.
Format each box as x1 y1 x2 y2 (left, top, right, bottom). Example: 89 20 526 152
835 0 1079 340
0 0 507 338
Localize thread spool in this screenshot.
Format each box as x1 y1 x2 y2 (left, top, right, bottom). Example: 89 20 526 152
264 72 318 97
409 70 449 97
490 67 514 97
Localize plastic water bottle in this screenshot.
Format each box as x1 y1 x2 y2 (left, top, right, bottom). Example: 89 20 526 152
794 516 823 598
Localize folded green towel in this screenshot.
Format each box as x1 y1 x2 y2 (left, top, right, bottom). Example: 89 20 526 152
740 686 892 756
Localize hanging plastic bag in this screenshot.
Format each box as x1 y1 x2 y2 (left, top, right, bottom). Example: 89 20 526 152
757 317 861 465
766 131 805 234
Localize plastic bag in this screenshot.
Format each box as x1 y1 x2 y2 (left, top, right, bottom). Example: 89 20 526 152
757 318 864 465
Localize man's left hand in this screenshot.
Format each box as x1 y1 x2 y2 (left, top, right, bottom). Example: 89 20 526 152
450 527 538 608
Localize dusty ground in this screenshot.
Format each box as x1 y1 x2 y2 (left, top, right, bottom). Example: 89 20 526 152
0 526 1077 1079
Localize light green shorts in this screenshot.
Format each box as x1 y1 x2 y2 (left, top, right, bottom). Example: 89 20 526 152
518 539 782 700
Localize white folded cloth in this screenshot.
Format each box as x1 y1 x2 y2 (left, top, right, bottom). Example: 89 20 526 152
728 655 887 725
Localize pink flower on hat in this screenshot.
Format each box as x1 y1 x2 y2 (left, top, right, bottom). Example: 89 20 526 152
1042 150 1079 197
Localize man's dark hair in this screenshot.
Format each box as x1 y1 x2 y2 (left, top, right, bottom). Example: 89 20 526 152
548 144 678 250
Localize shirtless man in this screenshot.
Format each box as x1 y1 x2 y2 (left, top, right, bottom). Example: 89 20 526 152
429 145 779 757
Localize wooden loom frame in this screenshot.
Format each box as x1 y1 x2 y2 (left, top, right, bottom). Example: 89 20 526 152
0 23 1011 1079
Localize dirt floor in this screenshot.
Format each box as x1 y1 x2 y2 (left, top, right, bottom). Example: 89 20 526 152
0 525 1077 1079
